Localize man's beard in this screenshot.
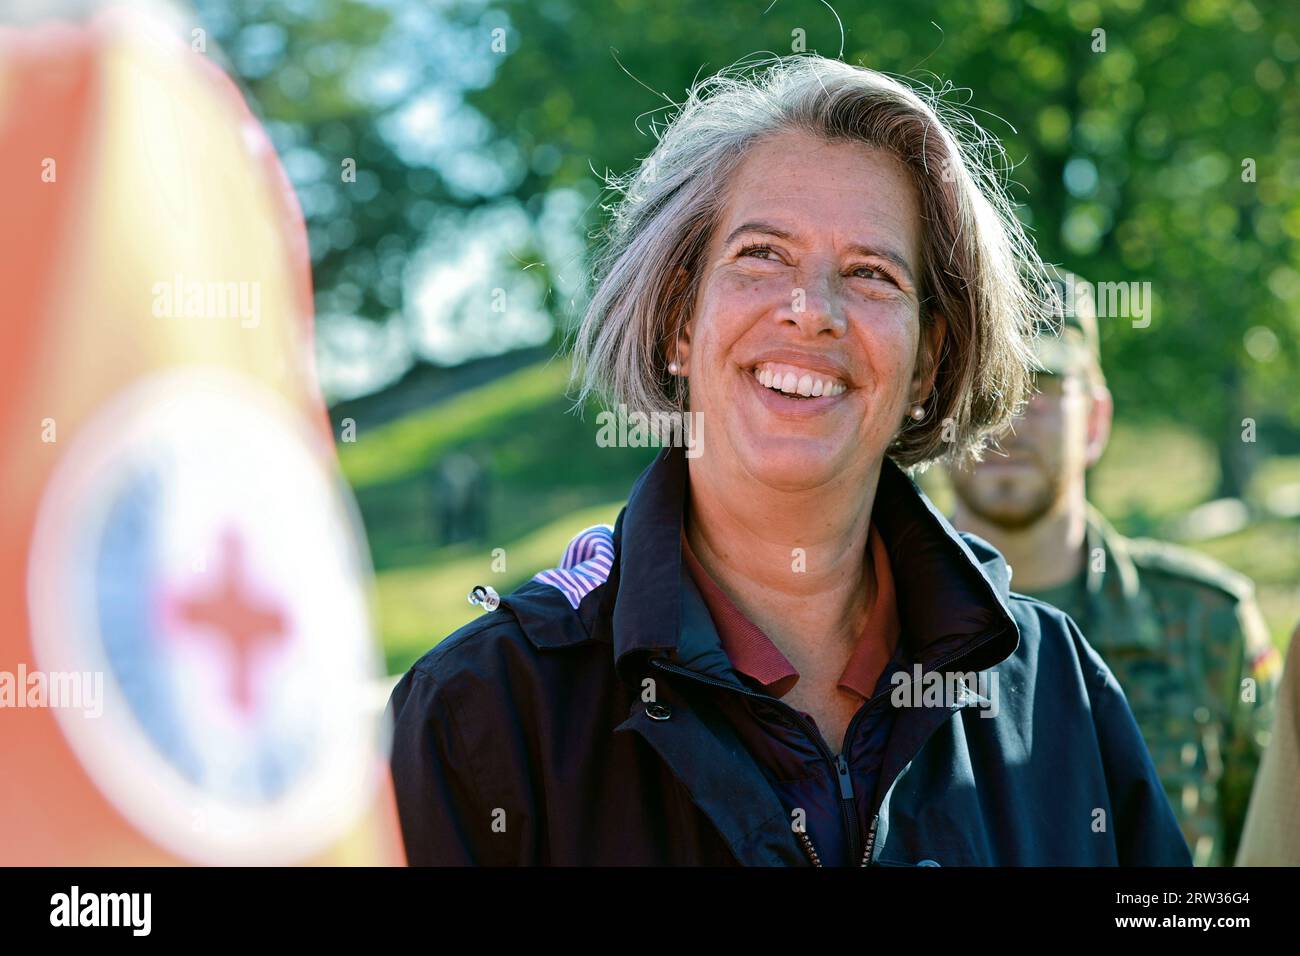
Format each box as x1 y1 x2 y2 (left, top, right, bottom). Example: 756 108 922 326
954 464 1066 531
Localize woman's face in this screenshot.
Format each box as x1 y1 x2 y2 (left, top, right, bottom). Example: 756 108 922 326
680 129 942 492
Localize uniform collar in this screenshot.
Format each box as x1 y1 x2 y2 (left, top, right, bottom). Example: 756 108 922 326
607 446 1020 684
1078 504 1163 651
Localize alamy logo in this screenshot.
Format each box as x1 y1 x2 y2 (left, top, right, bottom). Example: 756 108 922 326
50 886 151 936
594 404 704 458
890 665 1000 718
1056 276 1154 329
151 273 262 328
0 665 102 718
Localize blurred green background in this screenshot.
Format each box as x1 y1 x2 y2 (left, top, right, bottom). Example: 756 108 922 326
196 0 1300 674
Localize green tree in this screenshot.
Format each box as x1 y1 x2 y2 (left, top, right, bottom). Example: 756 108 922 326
451 0 1300 494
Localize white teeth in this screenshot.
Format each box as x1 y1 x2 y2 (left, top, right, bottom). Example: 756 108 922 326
751 362 846 398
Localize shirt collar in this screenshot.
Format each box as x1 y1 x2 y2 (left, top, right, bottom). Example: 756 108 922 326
679 522 900 700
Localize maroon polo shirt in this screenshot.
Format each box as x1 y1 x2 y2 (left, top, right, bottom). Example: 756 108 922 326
680 524 901 705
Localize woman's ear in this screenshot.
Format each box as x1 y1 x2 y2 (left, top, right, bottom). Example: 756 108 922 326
911 311 947 401
667 267 693 374
676 319 693 373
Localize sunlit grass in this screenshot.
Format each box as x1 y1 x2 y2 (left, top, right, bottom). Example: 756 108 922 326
374 501 624 674
338 359 573 489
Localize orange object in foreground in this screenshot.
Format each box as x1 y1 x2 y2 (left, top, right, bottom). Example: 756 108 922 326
0 5 402 865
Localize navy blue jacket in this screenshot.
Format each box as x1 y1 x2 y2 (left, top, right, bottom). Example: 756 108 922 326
388 446 1192 866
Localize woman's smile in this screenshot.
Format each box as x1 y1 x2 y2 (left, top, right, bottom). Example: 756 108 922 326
742 359 854 419
676 130 934 489
752 361 848 397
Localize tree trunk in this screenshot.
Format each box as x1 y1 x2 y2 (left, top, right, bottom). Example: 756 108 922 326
1215 365 1255 499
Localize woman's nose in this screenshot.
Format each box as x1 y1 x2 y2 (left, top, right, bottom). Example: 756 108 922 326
781 274 848 338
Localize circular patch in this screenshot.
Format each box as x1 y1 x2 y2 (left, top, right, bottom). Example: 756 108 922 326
28 369 381 864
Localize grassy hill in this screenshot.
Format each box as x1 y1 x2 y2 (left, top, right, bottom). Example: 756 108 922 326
337 358 1299 675
336 359 654 672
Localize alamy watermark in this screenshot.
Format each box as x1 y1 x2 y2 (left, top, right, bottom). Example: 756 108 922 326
1055 275 1154 329
1 664 103 718
595 404 704 458
151 273 262 328
891 665 1000 718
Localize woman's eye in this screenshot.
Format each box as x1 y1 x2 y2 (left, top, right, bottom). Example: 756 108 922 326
851 265 892 282
738 244 777 260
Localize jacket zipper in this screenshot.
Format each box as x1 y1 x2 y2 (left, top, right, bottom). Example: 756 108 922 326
832 633 1008 867
649 626 1011 867
649 657 880 866
797 813 878 867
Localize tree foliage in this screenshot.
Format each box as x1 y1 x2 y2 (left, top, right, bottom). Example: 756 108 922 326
211 0 1300 490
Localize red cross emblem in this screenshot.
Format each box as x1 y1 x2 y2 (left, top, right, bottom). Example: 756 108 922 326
173 528 288 713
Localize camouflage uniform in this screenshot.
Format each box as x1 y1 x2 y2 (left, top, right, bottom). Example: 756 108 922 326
1022 506 1279 866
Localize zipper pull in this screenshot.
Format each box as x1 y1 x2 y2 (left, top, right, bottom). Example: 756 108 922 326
834 753 853 800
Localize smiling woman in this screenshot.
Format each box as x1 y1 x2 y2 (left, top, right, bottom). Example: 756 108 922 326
572 56 1044 468
387 54 1193 867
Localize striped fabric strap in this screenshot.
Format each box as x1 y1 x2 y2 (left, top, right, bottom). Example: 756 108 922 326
531 524 616 609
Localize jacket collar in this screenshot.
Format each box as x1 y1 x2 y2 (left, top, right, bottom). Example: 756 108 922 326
606 446 1019 685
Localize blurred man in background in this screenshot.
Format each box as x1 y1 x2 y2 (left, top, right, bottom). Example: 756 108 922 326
947 269 1279 866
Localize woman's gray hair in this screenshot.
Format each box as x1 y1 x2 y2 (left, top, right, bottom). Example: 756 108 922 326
568 54 1050 468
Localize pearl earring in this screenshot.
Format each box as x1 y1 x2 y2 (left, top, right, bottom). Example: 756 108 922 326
909 404 925 421
668 361 680 375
